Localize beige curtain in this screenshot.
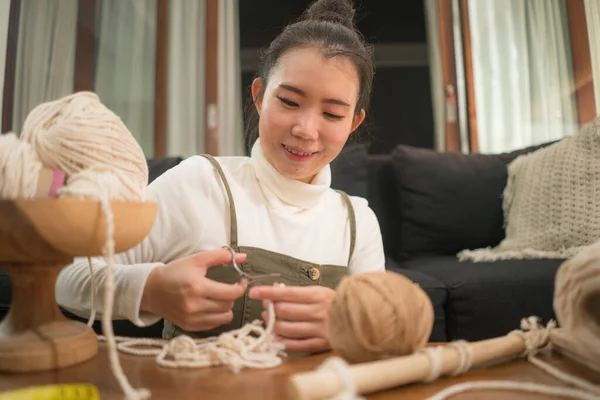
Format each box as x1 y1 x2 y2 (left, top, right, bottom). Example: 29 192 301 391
166 0 206 157
468 0 578 154
94 0 157 158
218 0 245 156
11 0 77 133
424 0 445 152
0 0 11 128
166 0 244 158
584 0 600 116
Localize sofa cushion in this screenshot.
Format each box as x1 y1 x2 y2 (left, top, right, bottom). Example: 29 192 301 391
385 257 447 342
401 256 563 341
0 271 11 322
330 142 369 199
366 155 401 260
147 156 184 184
390 142 554 260
460 117 600 262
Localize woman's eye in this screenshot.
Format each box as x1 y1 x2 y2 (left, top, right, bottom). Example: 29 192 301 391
324 112 343 120
277 96 298 107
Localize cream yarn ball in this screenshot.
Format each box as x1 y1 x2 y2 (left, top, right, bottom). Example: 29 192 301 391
20 91 148 201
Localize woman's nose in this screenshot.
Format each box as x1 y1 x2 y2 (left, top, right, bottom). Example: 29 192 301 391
291 112 319 140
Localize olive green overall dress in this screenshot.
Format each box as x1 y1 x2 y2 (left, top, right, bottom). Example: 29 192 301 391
163 154 356 339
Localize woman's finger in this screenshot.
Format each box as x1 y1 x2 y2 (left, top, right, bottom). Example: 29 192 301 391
273 320 322 339
270 301 324 322
179 297 234 315
277 337 329 354
175 310 234 332
197 298 235 314
250 285 324 303
202 276 246 301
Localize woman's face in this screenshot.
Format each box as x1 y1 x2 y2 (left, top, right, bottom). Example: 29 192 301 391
252 46 365 183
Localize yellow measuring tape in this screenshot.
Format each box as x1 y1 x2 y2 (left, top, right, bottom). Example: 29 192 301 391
0 384 99 400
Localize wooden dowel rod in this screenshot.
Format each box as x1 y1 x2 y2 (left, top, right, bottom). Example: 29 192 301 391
287 332 542 400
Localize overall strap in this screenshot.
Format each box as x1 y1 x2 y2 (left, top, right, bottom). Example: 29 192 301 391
335 190 357 265
201 154 238 248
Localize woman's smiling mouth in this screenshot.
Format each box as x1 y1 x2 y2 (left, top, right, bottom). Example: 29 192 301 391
282 144 316 160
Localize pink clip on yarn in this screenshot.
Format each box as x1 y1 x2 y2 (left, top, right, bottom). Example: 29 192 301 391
48 169 65 198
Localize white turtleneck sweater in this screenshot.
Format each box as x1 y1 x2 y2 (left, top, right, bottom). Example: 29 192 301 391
56 140 385 327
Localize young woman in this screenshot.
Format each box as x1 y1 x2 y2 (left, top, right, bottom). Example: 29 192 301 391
57 0 385 354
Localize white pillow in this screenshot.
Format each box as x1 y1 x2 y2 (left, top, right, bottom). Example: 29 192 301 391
459 117 600 262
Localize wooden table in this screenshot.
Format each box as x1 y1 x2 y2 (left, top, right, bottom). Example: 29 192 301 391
0 343 598 399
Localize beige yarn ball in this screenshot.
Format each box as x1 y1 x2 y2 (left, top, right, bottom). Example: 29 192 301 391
327 270 435 363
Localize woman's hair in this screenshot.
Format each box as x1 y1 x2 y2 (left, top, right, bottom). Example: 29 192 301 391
244 0 375 152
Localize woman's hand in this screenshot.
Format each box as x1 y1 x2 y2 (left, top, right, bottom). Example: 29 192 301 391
141 248 247 332
249 284 336 353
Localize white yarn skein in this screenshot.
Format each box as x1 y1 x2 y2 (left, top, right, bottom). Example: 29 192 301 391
20 91 148 202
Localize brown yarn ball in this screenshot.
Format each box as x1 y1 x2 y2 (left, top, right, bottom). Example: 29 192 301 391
327 270 435 363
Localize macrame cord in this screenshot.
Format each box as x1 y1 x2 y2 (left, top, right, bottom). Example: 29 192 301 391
75 179 285 400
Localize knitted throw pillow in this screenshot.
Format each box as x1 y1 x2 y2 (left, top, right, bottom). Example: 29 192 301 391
459 116 600 262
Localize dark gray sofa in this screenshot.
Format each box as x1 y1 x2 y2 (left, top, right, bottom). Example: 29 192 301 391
360 142 563 342
0 141 563 343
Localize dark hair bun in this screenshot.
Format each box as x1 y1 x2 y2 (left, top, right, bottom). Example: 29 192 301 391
303 0 356 30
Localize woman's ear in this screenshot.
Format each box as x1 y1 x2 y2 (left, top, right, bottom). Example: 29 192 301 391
251 78 264 114
351 109 366 133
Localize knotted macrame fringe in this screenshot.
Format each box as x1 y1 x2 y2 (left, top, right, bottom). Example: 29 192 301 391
458 246 590 263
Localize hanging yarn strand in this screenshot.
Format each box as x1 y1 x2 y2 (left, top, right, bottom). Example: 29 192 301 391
86 257 96 328
60 183 150 399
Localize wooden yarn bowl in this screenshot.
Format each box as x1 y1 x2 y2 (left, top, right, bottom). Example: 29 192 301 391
0 198 158 373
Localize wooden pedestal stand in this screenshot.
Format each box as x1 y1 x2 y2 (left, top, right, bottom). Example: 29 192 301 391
0 199 157 373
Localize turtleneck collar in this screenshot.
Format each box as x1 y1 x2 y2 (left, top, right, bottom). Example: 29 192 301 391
251 138 331 209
